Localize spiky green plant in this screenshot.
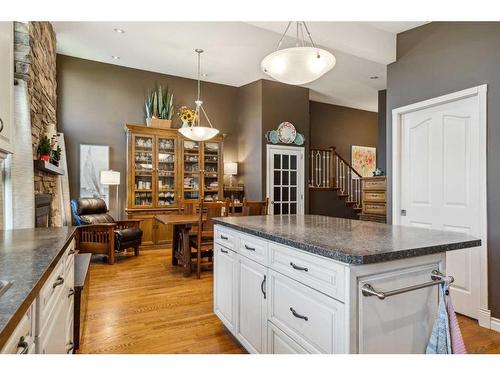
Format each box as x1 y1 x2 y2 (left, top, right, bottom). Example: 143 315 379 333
145 85 174 120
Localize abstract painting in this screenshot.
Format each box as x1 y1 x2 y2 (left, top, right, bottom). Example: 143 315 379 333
351 145 376 177
80 144 109 206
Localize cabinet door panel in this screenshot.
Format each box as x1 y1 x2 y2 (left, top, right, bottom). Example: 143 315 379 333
358 263 440 353
38 300 67 354
237 256 267 354
214 245 238 334
128 215 154 246
267 322 308 354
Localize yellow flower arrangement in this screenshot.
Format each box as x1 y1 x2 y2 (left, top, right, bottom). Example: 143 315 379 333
177 106 197 124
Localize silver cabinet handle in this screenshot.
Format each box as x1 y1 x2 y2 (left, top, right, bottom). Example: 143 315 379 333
52 276 64 289
244 244 256 251
290 262 308 272
0 118 4 133
261 275 266 299
68 288 75 298
220 235 228 240
220 249 228 254
17 336 29 354
66 342 74 354
68 249 76 255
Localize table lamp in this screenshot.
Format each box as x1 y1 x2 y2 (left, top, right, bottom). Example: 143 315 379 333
100 170 121 219
224 162 238 187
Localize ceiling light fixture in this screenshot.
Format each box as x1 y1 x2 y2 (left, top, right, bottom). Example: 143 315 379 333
261 21 336 85
111 55 120 60
113 28 125 34
178 49 219 142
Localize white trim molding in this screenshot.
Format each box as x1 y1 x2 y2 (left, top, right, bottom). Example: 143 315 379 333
391 84 489 327
491 317 500 333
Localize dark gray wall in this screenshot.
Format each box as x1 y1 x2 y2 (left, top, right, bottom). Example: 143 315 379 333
309 101 378 218
377 90 387 172
386 22 500 318
236 81 263 200
57 54 239 217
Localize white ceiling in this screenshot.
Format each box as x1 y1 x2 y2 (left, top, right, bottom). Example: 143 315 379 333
52 21 426 112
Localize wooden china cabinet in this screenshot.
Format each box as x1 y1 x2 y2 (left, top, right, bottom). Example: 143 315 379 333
125 124 223 248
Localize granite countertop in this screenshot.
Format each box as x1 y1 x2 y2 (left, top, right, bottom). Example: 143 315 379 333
0 226 76 348
213 215 481 265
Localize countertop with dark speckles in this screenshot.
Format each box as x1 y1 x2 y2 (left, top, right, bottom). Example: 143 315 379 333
0 226 76 348
213 215 481 265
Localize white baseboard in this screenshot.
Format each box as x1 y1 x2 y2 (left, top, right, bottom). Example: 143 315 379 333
491 317 500 333
478 308 491 329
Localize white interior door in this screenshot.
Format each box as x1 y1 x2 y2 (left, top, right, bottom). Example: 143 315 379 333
398 94 484 319
266 145 305 215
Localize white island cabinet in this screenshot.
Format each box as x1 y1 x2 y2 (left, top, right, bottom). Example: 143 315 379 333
213 217 480 354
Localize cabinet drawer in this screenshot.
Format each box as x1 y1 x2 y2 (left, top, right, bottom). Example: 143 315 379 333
37 259 65 334
268 242 345 301
238 233 268 266
362 178 386 191
267 322 309 354
363 203 386 215
214 225 238 250
63 239 76 269
362 191 386 203
1 301 35 354
268 270 345 354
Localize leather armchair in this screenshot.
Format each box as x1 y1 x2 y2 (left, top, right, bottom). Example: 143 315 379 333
71 198 143 264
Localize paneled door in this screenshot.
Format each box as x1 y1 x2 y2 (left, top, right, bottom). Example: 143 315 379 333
396 89 486 319
266 145 305 215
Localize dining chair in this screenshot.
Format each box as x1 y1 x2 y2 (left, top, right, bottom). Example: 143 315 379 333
189 200 229 278
242 197 269 216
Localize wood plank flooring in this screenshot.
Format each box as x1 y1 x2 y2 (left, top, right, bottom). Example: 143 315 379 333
78 248 500 354
78 248 245 354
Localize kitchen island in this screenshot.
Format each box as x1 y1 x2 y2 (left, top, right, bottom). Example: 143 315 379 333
0 227 76 354
212 215 480 354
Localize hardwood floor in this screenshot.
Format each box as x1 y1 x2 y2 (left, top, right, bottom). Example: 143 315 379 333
78 248 500 354
78 248 245 354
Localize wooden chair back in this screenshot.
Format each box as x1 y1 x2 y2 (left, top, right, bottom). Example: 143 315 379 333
179 200 201 214
242 197 269 216
199 200 229 233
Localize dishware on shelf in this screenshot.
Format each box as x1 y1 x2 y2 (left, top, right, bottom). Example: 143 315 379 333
277 122 297 144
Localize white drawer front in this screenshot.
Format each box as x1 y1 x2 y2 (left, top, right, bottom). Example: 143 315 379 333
64 239 76 274
268 270 345 354
267 322 309 354
1 301 35 354
238 233 268 266
37 258 65 334
214 225 238 250
269 242 345 301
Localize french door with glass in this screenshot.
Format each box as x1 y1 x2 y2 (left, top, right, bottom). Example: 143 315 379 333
266 145 305 215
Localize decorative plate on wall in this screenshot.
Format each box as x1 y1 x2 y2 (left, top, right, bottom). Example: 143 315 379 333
277 122 297 144
294 133 305 146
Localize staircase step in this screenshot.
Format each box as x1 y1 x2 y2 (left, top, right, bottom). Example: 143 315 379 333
337 194 349 198
353 207 362 212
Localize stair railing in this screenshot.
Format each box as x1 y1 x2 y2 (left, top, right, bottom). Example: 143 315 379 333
309 147 362 209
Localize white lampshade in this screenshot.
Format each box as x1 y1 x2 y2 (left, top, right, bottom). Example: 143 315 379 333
100 170 120 185
261 46 336 85
224 162 238 176
179 126 219 142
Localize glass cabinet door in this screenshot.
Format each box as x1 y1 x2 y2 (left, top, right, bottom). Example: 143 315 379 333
132 134 154 208
156 136 176 207
203 141 220 202
183 140 200 200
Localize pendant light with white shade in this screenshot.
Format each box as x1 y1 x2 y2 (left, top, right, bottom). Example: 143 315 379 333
178 49 219 142
261 22 336 85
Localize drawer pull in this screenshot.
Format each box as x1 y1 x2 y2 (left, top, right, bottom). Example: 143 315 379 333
66 342 74 354
244 244 256 251
68 249 76 255
290 262 308 272
68 288 75 298
220 249 229 254
290 307 308 321
220 235 229 240
52 276 64 289
17 337 29 354
261 275 266 299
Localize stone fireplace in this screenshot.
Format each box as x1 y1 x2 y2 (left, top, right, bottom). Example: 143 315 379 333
35 193 51 228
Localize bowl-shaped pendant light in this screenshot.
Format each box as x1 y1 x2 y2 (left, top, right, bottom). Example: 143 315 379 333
178 49 219 142
261 22 336 85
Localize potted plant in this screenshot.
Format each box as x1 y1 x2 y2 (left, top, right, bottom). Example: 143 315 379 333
145 85 174 128
37 136 52 162
51 145 62 167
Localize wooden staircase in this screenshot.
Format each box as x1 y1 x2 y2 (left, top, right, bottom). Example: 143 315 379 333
308 147 362 215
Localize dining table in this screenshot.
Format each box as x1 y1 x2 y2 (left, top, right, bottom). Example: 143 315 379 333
155 213 205 277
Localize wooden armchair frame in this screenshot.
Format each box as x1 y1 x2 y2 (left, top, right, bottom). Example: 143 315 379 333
75 219 141 265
